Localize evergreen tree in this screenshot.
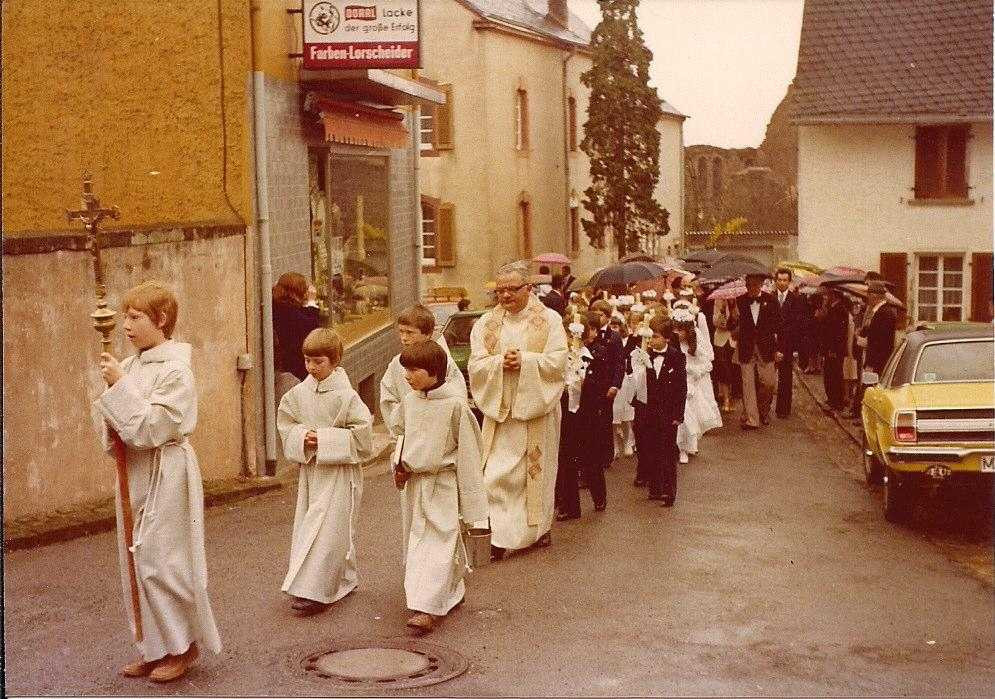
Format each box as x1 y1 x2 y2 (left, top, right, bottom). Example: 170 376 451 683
581 0 668 257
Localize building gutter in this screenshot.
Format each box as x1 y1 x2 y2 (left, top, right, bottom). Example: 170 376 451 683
791 113 992 125
562 47 573 256
249 2 278 475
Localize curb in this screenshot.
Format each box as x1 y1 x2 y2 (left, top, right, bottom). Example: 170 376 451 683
794 367 862 447
5 436 397 553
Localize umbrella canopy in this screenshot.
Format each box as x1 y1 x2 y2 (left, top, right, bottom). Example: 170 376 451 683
776 259 823 276
586 261 669 289
533 252 571 265
834 281 906 309
682 249 729 265
619 251 656 263
696 255 769 282
708 278 746 300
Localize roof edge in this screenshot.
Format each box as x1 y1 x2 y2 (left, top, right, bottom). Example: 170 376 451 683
792 113 993 126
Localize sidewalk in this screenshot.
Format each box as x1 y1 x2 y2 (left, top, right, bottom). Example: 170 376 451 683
795 367 863 447
4 422 396 551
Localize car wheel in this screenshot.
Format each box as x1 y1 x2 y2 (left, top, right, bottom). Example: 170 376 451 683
861 431 884 486
883 466 911 523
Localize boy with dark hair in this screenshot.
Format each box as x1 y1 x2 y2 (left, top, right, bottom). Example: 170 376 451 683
630 316 687 506
278 327 374 616
381 304 467 437
393 340 487 633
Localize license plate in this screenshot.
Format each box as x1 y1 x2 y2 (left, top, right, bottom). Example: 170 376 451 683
927 464 951 479
982 456 995 473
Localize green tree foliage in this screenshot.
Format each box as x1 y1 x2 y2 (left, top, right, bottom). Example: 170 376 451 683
581 0 669 258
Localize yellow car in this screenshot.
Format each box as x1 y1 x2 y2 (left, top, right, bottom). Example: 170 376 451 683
860 322 994 522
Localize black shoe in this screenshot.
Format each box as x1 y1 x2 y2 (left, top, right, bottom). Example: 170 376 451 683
594 503 606 512
741 423 759 431
556 511 580 521
490 545 506 561
536 532 552 548
661 497 675 508
647 494 665 501
776 412 789 419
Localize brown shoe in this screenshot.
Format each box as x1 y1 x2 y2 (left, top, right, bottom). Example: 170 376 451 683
121 658 156 678
406 612 438 634
150 643 198 683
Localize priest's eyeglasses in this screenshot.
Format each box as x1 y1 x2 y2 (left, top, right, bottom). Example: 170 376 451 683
495 283 530 295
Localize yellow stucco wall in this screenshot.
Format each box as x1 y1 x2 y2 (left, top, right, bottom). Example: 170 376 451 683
655 116 685 256
1 0 253 234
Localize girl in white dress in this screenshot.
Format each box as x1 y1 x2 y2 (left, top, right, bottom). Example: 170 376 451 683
672 307 723 463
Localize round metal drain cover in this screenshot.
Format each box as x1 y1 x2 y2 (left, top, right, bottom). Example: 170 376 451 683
303 637 468 689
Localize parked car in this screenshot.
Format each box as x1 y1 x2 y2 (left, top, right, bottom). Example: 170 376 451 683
441 309 486 418
860 322 994 522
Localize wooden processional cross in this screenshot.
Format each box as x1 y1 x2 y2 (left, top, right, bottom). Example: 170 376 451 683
67 174 144 643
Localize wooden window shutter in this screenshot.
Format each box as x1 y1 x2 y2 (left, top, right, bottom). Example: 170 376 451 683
434 85 454 150
970 252 993 321
880 253 908 305
946 126 968 198
435 203 456 267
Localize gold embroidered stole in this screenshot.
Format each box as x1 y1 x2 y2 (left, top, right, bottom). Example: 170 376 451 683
480 296 550 526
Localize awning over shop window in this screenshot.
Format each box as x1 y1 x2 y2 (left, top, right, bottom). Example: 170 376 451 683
306 95 408 149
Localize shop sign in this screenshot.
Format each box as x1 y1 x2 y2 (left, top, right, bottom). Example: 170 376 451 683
302 0 420 69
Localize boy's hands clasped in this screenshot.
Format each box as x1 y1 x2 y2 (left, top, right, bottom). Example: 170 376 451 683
304 431 318 449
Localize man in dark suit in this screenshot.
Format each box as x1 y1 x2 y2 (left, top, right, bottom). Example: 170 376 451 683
540 273 567 316
731 272 783 429
858 280 897 374
773 267 804 418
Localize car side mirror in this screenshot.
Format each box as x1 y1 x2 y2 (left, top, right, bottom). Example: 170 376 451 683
862 370 879 386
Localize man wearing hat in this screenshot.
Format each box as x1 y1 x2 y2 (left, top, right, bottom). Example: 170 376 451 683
730 272 783 429
857 280 897 376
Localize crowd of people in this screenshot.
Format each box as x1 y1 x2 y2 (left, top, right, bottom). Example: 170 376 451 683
92 260 900 683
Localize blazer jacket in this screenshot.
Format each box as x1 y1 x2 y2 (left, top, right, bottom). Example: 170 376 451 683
639 344 687 423
732 292 783 363
861 304 897 373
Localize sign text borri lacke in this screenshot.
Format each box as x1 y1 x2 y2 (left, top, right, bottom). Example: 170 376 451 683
302 0 420 69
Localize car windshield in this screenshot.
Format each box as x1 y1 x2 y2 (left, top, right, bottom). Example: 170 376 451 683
913 339 994 383
443 315 478 347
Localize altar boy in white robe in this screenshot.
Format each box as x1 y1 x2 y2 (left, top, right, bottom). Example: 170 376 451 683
392 340 488 633
96 281 222 682
278 328 373 615
468 261 568 559
380 304 467 437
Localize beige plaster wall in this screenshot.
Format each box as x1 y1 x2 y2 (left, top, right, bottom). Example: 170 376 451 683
797 122 993 273
655 116 685 256
2 236 248 522
1 0 253 234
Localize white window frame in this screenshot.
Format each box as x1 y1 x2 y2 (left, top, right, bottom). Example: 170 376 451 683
421 201 437 266
914 253 965 322
419 110 435 152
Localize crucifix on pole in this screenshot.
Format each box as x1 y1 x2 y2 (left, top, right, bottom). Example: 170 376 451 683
66 173 143 643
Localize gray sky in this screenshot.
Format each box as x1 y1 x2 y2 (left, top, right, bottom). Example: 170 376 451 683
572 0 805 148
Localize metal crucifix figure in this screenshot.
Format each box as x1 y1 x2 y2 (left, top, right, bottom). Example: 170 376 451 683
67 174 144 643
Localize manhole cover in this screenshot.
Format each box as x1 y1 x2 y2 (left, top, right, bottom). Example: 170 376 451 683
302 637 468 689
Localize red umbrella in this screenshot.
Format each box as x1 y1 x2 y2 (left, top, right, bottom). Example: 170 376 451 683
708 278 746 300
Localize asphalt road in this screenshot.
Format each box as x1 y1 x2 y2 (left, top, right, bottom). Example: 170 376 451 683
4 383 993 696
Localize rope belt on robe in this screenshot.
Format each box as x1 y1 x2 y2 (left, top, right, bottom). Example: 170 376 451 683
130 437 189 552
479 297 550 527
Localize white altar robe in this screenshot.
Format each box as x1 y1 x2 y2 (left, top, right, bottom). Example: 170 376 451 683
277 367 373 604
468 302 567 550
95 340 222 662
379 337 467 437
393 383 488 615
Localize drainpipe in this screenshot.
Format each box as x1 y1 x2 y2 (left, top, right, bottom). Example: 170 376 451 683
250 2 278 475
412 106 424 301
561 47 574 256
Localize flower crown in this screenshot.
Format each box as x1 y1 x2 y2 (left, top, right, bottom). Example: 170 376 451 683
671 306 697 324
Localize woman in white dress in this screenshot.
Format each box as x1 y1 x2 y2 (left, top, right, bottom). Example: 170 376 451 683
672 307 723 463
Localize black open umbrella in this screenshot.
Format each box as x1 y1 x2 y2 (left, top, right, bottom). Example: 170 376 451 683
585 261 668 289
696 255 769 282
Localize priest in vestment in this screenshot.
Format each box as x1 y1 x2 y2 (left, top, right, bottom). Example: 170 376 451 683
469 262 568 556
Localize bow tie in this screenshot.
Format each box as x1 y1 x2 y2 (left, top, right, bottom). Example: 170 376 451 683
649 350 667 359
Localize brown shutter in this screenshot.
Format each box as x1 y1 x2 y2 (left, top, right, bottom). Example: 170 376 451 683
971 252 993 321
434 84 454 151
946 126 968 198
880 252 908 305
435 203 456 267
914 126 940 199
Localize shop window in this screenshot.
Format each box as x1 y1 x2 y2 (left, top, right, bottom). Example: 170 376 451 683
567 96 578 151
915 254 964 322
915 125 969 199
515 88 530 151
325 154 393 346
